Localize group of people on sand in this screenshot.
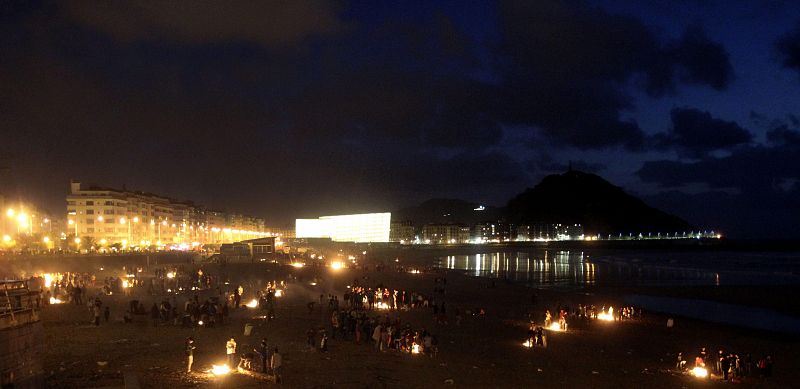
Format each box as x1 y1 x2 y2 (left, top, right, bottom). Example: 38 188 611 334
184 336 284 383
678 347 774 382
305 309 440 357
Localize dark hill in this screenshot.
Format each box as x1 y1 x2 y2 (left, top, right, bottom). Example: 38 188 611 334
506 170 692 234
393 198 502 227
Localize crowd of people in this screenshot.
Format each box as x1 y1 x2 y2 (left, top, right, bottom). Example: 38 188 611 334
678 347 774 382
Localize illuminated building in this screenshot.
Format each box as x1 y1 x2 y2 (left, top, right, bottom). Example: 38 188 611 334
66 181 267 247
296 212 391 242
389 221 415 243
422 223 470 244
473 222 514 242
515 223 583 241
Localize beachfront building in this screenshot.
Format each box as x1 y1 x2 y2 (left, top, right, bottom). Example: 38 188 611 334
66 181 268 248
513 223 585 241
296 212 391 243
472 222 514 242
422 223 471 244
389 221 415 243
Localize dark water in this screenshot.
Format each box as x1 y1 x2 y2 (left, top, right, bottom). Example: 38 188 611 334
435 250 800 332
624 294 800 335
435 250 800 287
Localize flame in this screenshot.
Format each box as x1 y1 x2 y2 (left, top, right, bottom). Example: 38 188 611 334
198 320 204 326
274 289 283 297
597 307 614 321
411 344 421 354
375 302 390 310
166 272 175 279
245 299 258 308
43 273 53 288
122 280 130 288
211 364 231 375
547 322 564 331
290 262 304 268
691 366 708 378
49 297 63 304
330 261 345 270
522 339 533 348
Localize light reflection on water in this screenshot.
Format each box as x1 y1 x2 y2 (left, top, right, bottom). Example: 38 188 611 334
435 251 747 287
439 251 597 286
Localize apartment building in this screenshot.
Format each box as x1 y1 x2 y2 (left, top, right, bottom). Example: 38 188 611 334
66 181 267 247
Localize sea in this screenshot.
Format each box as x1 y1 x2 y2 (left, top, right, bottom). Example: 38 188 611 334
434 249 800 287
434 249 800 333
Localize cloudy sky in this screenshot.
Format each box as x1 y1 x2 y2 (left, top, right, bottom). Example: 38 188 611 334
2 0 800 238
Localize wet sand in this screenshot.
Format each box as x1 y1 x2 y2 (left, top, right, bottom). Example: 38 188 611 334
41 263 797 388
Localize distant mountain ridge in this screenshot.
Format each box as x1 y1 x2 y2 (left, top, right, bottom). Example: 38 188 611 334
395 170 692 234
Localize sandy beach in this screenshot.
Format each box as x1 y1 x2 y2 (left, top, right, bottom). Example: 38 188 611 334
33 254 797 389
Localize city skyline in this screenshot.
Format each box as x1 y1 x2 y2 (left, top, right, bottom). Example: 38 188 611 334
2 1 800 238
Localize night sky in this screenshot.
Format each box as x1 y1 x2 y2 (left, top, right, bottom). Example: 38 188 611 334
2 1 800 238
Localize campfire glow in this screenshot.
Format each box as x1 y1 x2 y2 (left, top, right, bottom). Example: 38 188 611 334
166 271 175 279
408 269 421 274
122 280 130 288
246 299 258 308
597 307 615 321
290 262 304 268
522 339 533 348
274 289 283 297
211 364 231 376
43 273 53 288
375 302 390 310
691 366 708 378
411 344 421 354
49 297 63 304
330 261 345 270
547 322 564 331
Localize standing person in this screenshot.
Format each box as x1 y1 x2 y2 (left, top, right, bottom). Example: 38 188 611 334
104 306 110 322
185 337 196 373
257 338 269 373
270 347 282 383
226 337 237 367
150 303 160 326
372 323 382 351
93 304 101 326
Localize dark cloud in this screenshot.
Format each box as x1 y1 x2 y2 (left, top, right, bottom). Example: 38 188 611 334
765 115 800 145
493 0 732 149
653 107 752 157
0 0 742 227
776 22 800 73
667 26 733 90
638 122 800 192
62 0 344 46
638 124 800 238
